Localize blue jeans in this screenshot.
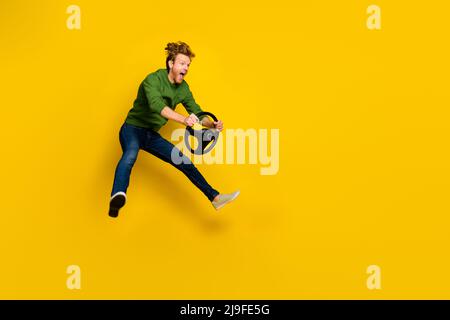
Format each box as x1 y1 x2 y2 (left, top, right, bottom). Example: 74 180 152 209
111 122 220 201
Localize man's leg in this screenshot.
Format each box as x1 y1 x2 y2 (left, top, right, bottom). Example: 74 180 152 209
110 123 142 217
142 130 220 202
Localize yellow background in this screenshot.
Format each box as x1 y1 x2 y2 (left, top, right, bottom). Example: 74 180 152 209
1 0 449 299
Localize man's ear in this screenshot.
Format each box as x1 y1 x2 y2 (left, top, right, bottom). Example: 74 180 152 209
168 59 174 70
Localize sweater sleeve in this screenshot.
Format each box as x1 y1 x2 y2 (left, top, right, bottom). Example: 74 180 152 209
142 74 167 114
182 84 204 117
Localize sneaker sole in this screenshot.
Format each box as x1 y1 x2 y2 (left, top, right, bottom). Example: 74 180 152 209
109 194 126 218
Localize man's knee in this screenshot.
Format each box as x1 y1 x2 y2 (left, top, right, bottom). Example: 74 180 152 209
122 152 138 167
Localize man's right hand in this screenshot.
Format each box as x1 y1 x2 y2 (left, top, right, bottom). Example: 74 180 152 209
184 113 199 127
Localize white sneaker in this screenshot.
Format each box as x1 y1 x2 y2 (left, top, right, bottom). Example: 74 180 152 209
212 190 240 210
109 192 127 218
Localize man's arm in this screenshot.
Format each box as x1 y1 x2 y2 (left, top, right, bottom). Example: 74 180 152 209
178 83 224 130
142 75 198 127
160 107 221 129
161 106 198 127
200 117 216 128
181 85 223 130
201 116 223 131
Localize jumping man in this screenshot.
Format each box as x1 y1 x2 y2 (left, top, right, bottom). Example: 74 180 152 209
109 41 240 217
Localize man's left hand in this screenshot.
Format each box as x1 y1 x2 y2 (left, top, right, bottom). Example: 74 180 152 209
213 120 224 132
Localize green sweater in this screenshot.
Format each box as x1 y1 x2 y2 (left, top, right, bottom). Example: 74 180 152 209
125 68 203 131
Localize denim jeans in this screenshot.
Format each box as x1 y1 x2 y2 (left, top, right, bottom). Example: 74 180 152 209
111 122 220 201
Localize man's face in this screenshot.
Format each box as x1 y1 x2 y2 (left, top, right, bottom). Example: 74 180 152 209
169 54 191 84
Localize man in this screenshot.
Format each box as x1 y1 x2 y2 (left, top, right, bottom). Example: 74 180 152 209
109 41 240 218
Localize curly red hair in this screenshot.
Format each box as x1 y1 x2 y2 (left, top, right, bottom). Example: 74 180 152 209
165 41 195 71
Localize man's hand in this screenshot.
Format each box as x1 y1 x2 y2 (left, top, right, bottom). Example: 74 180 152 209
184 113 199 127
213 120 224 132
199 115 224 131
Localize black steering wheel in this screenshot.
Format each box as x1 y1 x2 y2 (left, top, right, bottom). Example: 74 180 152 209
184 111 220 155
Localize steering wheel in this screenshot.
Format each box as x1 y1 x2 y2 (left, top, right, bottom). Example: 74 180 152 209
184 111 220 155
